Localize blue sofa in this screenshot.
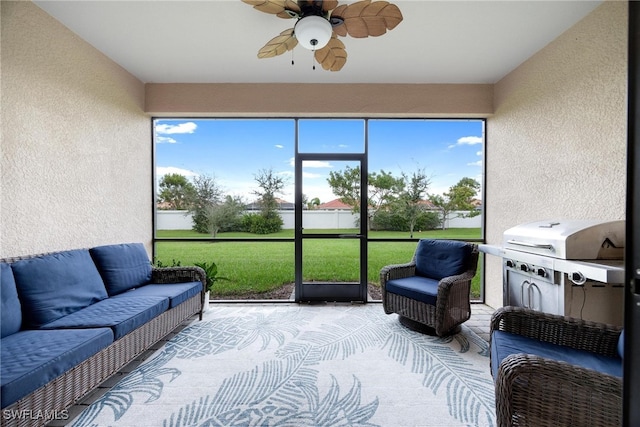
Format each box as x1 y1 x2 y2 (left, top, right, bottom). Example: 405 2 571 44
0 243 204 426
490 306 623 427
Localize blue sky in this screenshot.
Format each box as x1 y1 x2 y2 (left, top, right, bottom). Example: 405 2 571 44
155 118 484 204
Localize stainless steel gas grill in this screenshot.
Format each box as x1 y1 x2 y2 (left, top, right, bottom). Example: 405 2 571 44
481 219 625 326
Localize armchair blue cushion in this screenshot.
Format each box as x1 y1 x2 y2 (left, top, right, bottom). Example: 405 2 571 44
414 239 472 280
491 329 622 379
90 243 152 296
1 263 22 338
11 250 108 328
385 276 439 305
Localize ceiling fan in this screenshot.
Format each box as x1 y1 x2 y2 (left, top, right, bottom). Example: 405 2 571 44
241 0 403 71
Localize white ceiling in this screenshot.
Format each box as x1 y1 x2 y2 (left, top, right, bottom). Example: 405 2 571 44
34 0 602 84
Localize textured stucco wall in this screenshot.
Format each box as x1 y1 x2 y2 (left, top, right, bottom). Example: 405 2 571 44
484 1 628 308
1 2 150 257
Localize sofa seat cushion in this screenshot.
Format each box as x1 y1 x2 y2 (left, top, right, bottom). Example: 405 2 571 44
90 243 152 296
490 330 622 379
112 282 202 308
40 296 169 340
11 249 108 328
0 328 113 409
386 276 439 305
1 263 22 338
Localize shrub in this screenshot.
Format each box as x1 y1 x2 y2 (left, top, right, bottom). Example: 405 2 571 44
372 210 440 232
241 213 283 234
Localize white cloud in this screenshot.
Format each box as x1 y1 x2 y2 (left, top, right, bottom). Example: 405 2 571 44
303 172 324 179
448 135 483 149
156 136 177 144
156 166 198 179
288 158 333 168
156 122 197 135
275 144 284 149
458 136 483 145
476 151 483 156
467 160 483 167
303 160 333 168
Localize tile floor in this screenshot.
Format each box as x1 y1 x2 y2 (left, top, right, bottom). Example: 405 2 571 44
49 302 496 426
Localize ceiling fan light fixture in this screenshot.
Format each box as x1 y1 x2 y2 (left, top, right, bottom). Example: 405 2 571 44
294 15 332 51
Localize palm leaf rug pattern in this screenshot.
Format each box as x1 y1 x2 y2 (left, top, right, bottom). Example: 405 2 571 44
71 304 495 427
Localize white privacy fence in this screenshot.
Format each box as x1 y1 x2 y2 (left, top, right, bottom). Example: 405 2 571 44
157 210 481 230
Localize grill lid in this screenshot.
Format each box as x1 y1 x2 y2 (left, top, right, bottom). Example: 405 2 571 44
502 219 625 260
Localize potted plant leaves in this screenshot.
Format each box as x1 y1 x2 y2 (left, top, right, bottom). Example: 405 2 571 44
194 261 228 310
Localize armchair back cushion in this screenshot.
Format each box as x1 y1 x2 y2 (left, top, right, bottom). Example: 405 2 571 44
90 243 152 296
11 250 108 328
1 263 22 337
415 239 472 280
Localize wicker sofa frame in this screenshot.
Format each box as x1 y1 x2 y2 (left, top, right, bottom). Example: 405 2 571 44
490 306 623 427
380 242 479 337
1 253 206 427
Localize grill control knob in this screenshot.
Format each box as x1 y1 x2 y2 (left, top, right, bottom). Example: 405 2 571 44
506 259 516 268
520 263 530 272
536 267 546 277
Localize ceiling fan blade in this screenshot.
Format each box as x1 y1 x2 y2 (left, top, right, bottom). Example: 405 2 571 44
322 0 339 12
257 28 298 58
242 0 300 19
314 36 347 71
331 0 403 38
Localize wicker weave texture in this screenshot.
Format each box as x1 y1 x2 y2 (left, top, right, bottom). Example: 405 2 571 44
490 306 623 427
380 242 479 337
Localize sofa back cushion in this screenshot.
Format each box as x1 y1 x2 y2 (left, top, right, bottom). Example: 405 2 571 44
90 243 152 296
618 329 625 359
415 239 472 281
1 263 22 337
11 250 108 328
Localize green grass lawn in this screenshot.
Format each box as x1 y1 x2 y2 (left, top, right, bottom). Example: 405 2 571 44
155 229 483 299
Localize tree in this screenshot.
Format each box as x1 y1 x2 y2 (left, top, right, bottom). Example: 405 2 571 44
327 165 361 211
250 168 287 234
428 177 481 230
307 196 321 210
397 169 431 238
189 174 224 234
327 166 403 230
368 170 404 225
205 195 245 238
157 173 195 210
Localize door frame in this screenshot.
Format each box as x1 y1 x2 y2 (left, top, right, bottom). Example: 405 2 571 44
294 148 368 302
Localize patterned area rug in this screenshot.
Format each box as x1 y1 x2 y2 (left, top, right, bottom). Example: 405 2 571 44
70 304 496 427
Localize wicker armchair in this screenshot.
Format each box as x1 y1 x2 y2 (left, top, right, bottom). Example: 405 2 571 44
490 306 623 427
380 239 479 336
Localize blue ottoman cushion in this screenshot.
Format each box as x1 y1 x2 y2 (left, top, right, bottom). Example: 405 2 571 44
90 243 152 296
11 250 108 328
1 263 22 338
40 296 169 340
1 328 113 408
415 239 471 280
113 282 202 308
386 276 439 305
490 330 622 379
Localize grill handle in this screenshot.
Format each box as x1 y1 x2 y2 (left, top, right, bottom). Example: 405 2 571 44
506 240 554 251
